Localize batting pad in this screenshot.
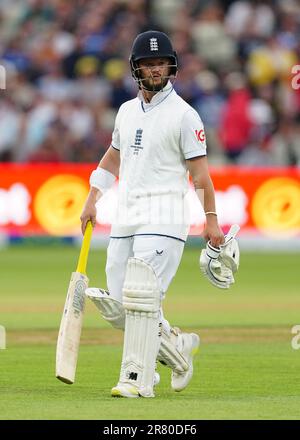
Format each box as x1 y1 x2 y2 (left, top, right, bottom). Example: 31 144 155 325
157 327 189 373
85 288 125 329
119 258 161 397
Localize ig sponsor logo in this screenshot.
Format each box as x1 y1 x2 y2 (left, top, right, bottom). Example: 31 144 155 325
0 325 6 349
291 325 300 350
0 64 6 90
291 65 300 90
195 129 205 142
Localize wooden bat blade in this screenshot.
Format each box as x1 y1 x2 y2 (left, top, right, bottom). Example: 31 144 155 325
56 271 88 384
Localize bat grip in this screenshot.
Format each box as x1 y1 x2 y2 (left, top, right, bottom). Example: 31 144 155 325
76 221 93 274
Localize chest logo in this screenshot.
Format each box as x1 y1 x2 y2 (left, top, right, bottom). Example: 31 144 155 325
130 128 143 155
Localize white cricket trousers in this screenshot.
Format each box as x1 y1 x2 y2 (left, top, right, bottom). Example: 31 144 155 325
106 235 185 332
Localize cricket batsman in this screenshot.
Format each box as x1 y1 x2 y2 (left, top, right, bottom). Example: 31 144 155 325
80 30 239 398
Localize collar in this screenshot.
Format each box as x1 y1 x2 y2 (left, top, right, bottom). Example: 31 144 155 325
138 81 174 112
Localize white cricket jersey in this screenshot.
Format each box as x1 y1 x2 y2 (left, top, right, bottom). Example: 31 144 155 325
110 81 207 241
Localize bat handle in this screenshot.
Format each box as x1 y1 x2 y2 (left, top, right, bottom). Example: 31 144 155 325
76 220 93 274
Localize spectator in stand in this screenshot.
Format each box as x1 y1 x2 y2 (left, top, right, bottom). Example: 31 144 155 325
218 72 253 162
0 0 299 166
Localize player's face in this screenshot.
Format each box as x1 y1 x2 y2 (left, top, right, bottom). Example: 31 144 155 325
138 57 171 91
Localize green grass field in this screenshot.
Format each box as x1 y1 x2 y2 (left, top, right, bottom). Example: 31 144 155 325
1 245 300 420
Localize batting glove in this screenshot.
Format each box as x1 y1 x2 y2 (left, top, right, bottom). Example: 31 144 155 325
199 224 240 290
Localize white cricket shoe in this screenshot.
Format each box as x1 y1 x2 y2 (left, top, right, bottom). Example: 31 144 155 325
171 332 200 392
111 372 160 398
111 383 140 398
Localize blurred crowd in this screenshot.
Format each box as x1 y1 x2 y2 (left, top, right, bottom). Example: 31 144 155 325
0 0 300 166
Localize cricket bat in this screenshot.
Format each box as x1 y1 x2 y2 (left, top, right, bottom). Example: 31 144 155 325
56 221 93 384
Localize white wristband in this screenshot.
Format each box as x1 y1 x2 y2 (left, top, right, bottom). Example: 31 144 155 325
89 168 116 194
205 211 217 216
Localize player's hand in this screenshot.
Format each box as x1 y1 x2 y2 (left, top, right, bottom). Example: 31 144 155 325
202 220 225 248
80 201 97 235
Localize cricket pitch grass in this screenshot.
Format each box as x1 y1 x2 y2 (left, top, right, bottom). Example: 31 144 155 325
1 245 300 420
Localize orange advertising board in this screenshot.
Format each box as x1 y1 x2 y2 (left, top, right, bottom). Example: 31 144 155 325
0 163 299 237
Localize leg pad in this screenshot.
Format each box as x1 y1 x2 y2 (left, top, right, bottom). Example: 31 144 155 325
118 258 161 397
85 288 125 329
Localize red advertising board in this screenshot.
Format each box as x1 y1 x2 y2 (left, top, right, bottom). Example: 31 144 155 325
0 163 299 237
